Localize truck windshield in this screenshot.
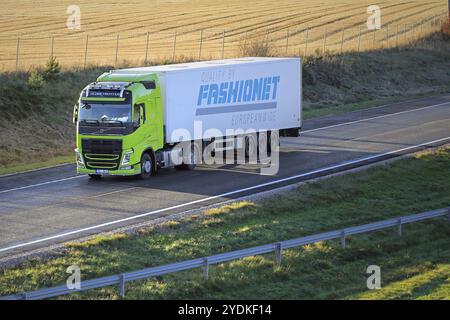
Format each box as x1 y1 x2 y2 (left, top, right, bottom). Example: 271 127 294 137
79 103 131 125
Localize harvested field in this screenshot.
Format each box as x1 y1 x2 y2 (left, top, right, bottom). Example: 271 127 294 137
0 0 447 70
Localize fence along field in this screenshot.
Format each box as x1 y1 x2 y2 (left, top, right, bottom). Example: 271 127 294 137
0 0 448 71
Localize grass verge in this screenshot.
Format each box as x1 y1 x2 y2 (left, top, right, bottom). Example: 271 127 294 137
302 94 429 119
0 146 449 299
0 154 73 176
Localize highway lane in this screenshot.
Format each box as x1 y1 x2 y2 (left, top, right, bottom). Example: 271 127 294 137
0 94 449 257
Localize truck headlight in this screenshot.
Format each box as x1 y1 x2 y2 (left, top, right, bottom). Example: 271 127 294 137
75 148 84 165
121 151 133 165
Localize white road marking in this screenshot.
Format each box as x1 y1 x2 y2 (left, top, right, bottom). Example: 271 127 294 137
0 175 85 195
1 135 449 254
301 101 450 134
1 101 449 196
88 186 139 199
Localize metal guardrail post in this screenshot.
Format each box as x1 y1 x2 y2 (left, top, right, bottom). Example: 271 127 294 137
285 30 289 55
448 1 450 23
203 258 209 281
221 30 225 59
265 30 269 47
243 31 248 53
275 243 282 264
372 29 376 49
397 218 403 237
22 292 27 300
119 274 125 298
115 34 120 67
304 28 309 56
396 24 399 48
404 23 408 44
144 32 150 64
341 230 346 248
357 26 362 52
172 32 177 62
83 35 89 69
15 37 20 71
198 30 203 60
386 24 389 48
50 36 54 59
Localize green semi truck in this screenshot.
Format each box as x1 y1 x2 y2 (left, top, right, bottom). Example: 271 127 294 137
73 57 302 178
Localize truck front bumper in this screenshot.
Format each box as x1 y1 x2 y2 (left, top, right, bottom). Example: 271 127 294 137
77 163 141 176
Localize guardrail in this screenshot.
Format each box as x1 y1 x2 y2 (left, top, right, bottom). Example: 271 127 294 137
2 207 449 300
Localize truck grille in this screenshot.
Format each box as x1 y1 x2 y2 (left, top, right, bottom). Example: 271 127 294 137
81 139 122 170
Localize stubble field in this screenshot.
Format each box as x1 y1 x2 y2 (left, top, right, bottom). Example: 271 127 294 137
0 0 447 70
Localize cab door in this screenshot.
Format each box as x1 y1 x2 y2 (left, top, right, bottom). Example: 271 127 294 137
145 97 164 150
132 102 147 148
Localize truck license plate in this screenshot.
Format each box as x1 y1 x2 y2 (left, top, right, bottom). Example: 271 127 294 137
96 169 109 174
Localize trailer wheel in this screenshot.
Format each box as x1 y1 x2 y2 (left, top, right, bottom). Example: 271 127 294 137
266 131 272 156
140 152 156 178
175 143 199 171
88 174 102 179
244 135 257 162
257 132 268 159
267 130 280 156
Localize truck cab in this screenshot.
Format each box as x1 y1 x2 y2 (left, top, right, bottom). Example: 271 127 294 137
73 72 164 178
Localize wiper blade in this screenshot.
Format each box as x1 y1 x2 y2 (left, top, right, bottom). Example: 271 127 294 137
80 119 99 126
102 119 124 126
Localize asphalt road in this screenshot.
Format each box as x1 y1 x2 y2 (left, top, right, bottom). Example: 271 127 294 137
1 94 449 257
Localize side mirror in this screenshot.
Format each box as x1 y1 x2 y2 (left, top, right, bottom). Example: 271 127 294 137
72 104 79 123
141 81 156 90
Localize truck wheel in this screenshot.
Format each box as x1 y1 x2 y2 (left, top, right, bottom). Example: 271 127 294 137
140 152 156 178
88 174 102 179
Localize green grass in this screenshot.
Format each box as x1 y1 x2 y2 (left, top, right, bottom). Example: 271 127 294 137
0 66 106 168
0 154 73 176
302 95 418 119
0 146 449 299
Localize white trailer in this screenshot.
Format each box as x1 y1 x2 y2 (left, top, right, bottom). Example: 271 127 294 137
116 57 302 144
79 57 302 177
